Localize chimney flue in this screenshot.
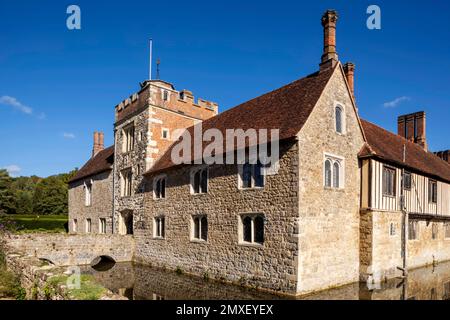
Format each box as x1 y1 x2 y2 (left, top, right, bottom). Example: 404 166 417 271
320 9 339 70
92 131 105 157
397 111 427 151
343 62 355 99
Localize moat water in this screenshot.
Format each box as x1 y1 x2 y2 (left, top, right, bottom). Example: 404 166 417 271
81 261 450 300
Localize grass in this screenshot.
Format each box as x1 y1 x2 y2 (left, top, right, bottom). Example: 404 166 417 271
0 214 68 233
48 274 106 300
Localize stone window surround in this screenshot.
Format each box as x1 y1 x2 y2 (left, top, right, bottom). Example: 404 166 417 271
333 100 346 135
389 222 396 236
323 152 345 190
120 168 133 198
84 180 93 207
190 165 209 195
445 223 450 240
190 214 208 243
85 218 92 234
161 127 170 140
153 215 166 239
432 223 439 240
237 162 266 190
99 218 107 234
237 213 265 248
122 122 135 154
408 220 419 241
73 219 78 233
153 174 168 200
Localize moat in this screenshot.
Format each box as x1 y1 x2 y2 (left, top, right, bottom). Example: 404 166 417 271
82 261 450 300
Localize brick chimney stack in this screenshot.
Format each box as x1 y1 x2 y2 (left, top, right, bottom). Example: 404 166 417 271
343 62 355 99
92 131 105 157
434 150 450 164
397 111 427 151
320 10 339 71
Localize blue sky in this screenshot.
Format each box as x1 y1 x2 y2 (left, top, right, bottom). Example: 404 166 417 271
1 0 449 177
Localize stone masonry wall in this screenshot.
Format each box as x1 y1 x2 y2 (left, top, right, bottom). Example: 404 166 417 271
5 233 134 266
137 140 300 295
68 170 113 234
295 66 365 294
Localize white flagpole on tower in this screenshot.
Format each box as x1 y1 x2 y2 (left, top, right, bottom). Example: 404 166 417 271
149 39 153 80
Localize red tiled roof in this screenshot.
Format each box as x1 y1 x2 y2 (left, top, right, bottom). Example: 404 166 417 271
69 146 114 183
360 119 450 183
145 66 336 174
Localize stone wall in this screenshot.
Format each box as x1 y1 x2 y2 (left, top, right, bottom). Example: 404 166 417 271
5 233 134 267
360 209 450 283
295 66 365 294
137 140 300 295
68 170 113 234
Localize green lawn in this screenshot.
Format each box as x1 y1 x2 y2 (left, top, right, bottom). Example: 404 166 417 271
0 214 68 233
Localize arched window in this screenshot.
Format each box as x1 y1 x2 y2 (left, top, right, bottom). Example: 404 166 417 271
324 160 332 187
335 105 343 133
333 162 340 188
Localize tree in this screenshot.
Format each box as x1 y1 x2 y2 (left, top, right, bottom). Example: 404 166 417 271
33 174 69 215
0 170 14 214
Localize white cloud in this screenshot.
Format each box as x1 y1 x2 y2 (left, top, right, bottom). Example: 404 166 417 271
63 132 76 139
383 96 411 108
2 165 21 177
0 95 33 114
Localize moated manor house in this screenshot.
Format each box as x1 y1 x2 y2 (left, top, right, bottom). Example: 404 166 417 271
67 11 450 296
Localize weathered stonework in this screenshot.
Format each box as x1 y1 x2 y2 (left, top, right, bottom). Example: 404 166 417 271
139 140 300 295
295 66 365 294
68 170 113 234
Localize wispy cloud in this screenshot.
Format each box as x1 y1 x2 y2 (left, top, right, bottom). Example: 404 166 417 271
63 132 76 139
383 96 411 108
2 165 21 177
0 95 33 114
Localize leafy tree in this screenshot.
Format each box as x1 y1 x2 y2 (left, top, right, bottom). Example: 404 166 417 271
33 174 69 215
0 170 15 215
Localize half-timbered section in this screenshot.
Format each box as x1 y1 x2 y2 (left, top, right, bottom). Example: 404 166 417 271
359 117 450 283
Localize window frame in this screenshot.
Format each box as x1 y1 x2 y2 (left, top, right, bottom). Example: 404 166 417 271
191 215 208 242
190 167 209 195
122 123 135 153
153 216 166 239
99 218 107 234
84 180 93 207
238 161 266 190
403 171 412 190
445 223 450 239
85 218 92 234
121 168 133 197
161 128 170 140
428 179 438 204
334 102 346 135
408 220 419 241
238 213 265 246
153 174 167 200
73 219 78 233
432 223 438 240
324 153 345 189
382 165 397 197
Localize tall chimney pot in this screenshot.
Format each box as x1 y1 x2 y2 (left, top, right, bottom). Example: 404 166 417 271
92 131 105 157
397 111 427 151
343 62 355 99
320 10 339 70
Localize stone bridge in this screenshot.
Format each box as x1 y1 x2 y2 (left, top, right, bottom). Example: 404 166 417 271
5 234 134 266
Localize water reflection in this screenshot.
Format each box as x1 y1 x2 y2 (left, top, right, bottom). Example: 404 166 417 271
82 261 450 300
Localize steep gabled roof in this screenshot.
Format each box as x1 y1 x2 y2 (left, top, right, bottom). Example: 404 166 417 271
69 146 114 184
360 119 450 183
145 66 336 175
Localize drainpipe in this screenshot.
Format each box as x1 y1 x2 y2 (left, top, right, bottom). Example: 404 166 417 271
400 145 408 279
